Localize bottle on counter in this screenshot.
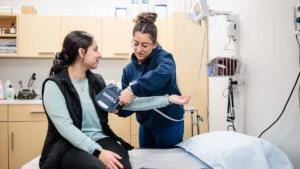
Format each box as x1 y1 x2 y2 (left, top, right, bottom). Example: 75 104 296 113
0 80 4 100
5 84 15 100
0 28 6 35
9 22 16 34
4 80 11 89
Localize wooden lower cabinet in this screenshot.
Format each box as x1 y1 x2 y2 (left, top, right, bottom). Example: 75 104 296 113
130 115 139 148
130 135 139 148
8 122 47 169
0 122 8 169
108 114 131 144
0 103 202 169
0 104 48 169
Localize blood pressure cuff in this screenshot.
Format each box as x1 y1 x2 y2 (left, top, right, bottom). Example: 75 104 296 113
95 83 122 112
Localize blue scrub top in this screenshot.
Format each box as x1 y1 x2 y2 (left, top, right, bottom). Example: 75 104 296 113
119 45 184 127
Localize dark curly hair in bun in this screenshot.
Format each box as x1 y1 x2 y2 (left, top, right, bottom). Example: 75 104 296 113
133 12 158 43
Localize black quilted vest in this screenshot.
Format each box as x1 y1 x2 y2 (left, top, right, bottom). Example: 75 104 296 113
39 69 133 169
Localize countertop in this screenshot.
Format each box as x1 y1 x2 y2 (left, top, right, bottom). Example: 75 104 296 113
0 99 42 105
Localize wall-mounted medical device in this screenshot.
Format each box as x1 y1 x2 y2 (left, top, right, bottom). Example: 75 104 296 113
190 0 235 22
190 0 209 23
189 0 238 41
189 0 241 132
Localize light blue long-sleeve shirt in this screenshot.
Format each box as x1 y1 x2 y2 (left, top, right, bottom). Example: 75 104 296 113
43 79 170 154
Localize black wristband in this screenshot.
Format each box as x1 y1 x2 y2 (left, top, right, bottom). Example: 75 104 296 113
92 149 101 157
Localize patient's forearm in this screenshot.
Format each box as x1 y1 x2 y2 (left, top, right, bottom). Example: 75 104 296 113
122 95 170 111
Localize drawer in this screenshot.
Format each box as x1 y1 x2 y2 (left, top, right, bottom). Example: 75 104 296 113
8 105 47 121
0 105 8 121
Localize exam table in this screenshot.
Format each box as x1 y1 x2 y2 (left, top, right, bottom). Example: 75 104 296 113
21 131 293 169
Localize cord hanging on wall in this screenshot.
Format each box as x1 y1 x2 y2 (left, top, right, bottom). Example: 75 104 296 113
258 8 300 137
226 78 238 131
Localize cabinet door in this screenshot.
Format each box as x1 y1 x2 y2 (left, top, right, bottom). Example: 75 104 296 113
8 122 47 169
102 18 133 58
108 114 131 143
170 13 208 135
18 15 61 58
0 122 8 169
61 16 102 50
156 18 168 49
130 115 139 148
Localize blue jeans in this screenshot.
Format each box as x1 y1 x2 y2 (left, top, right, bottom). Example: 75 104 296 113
139 121 184 148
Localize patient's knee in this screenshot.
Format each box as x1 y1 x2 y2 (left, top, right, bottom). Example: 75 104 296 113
84 161 106 169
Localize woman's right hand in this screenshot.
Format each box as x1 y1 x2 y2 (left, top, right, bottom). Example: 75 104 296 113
119 87 134 106
99 149 123 169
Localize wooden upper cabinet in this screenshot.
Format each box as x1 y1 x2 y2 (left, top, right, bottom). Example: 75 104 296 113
102 18 133 59
0 15 18 57
18 15 61 58
156 18 168 49
15 15 169 59
61 16 102 51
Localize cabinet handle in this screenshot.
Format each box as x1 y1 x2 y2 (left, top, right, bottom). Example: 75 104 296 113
11 132 14 151
38 52 55 55
114 52 129 57
31 111 45 114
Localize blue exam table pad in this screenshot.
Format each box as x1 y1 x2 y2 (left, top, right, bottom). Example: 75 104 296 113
129 148 210 169
177 131 293 169
22 131 293 169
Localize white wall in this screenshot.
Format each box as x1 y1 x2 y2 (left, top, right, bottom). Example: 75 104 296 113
208 0 300 168
0 0 186 17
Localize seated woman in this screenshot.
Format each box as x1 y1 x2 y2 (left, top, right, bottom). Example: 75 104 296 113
40 31 190 169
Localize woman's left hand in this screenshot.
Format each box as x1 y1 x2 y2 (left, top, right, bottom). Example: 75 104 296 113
119 88 134 106
111 109 119 114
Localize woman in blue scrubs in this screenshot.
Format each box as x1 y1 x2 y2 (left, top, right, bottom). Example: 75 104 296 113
118 12 185 148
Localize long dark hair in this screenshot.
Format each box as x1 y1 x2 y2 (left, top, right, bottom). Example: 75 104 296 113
133 12 158 43
49 31 94 76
